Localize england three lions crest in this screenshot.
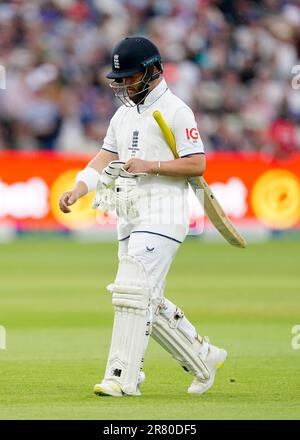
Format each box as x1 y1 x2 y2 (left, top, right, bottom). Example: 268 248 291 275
114 55 120 69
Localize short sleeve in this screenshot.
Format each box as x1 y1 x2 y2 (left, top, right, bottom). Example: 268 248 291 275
101 115 118 154
173 107 205 157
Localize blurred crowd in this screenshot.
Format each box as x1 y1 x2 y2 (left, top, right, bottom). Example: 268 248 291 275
1 0 300 157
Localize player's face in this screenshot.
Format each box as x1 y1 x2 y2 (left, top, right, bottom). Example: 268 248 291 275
124 72 144 102
109 70 149 107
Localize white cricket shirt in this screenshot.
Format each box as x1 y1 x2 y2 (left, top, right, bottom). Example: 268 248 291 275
102 78 205 243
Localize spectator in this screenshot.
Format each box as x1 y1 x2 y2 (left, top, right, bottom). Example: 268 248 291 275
0 0 299 156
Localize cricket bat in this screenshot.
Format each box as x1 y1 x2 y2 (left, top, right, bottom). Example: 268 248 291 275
153 110 247 248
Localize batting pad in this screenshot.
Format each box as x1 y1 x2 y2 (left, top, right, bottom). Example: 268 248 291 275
104 255 151 395
152 299 210 380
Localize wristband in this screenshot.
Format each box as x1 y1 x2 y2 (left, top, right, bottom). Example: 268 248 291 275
75 167 100 193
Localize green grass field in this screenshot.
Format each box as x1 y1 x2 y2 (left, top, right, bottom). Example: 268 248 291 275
0 238 300 420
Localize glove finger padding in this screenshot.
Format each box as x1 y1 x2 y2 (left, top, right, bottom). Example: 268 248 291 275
92 161 147 215
115 177 140 222
108 161 126 174
101 161 126 188
92 180 116 211
119 168 147 179
92 161 125 210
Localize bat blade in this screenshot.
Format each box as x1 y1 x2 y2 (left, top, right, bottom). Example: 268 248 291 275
153 110 247 248
189 176 247 248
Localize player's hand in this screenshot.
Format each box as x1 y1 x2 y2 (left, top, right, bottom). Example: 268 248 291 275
59 190 79 213
123 158 154 174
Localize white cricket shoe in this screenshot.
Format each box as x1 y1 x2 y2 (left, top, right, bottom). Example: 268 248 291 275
94 381 124 397
188 345 227 395
94 371 145 397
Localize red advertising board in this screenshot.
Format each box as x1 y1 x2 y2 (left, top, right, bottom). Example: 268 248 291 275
0 151 299 231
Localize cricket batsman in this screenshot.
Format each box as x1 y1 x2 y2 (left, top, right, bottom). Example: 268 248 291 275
59 36 227 397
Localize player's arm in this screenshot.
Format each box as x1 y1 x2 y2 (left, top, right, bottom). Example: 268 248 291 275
123 154 205 177
123 106 206 177
154 153 206 177
59 109 120 214
59 149 118 213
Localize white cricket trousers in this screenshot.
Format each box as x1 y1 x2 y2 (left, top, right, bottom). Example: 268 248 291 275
118 232 179 301
118 232 198 340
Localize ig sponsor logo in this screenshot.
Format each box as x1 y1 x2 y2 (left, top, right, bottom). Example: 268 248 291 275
291 325 300 350
185 128 199 140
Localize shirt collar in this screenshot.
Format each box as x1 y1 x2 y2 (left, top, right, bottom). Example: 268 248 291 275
137 78 168 111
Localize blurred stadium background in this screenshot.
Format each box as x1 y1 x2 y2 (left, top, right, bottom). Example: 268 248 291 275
1 0 300 420
0 0 300 241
